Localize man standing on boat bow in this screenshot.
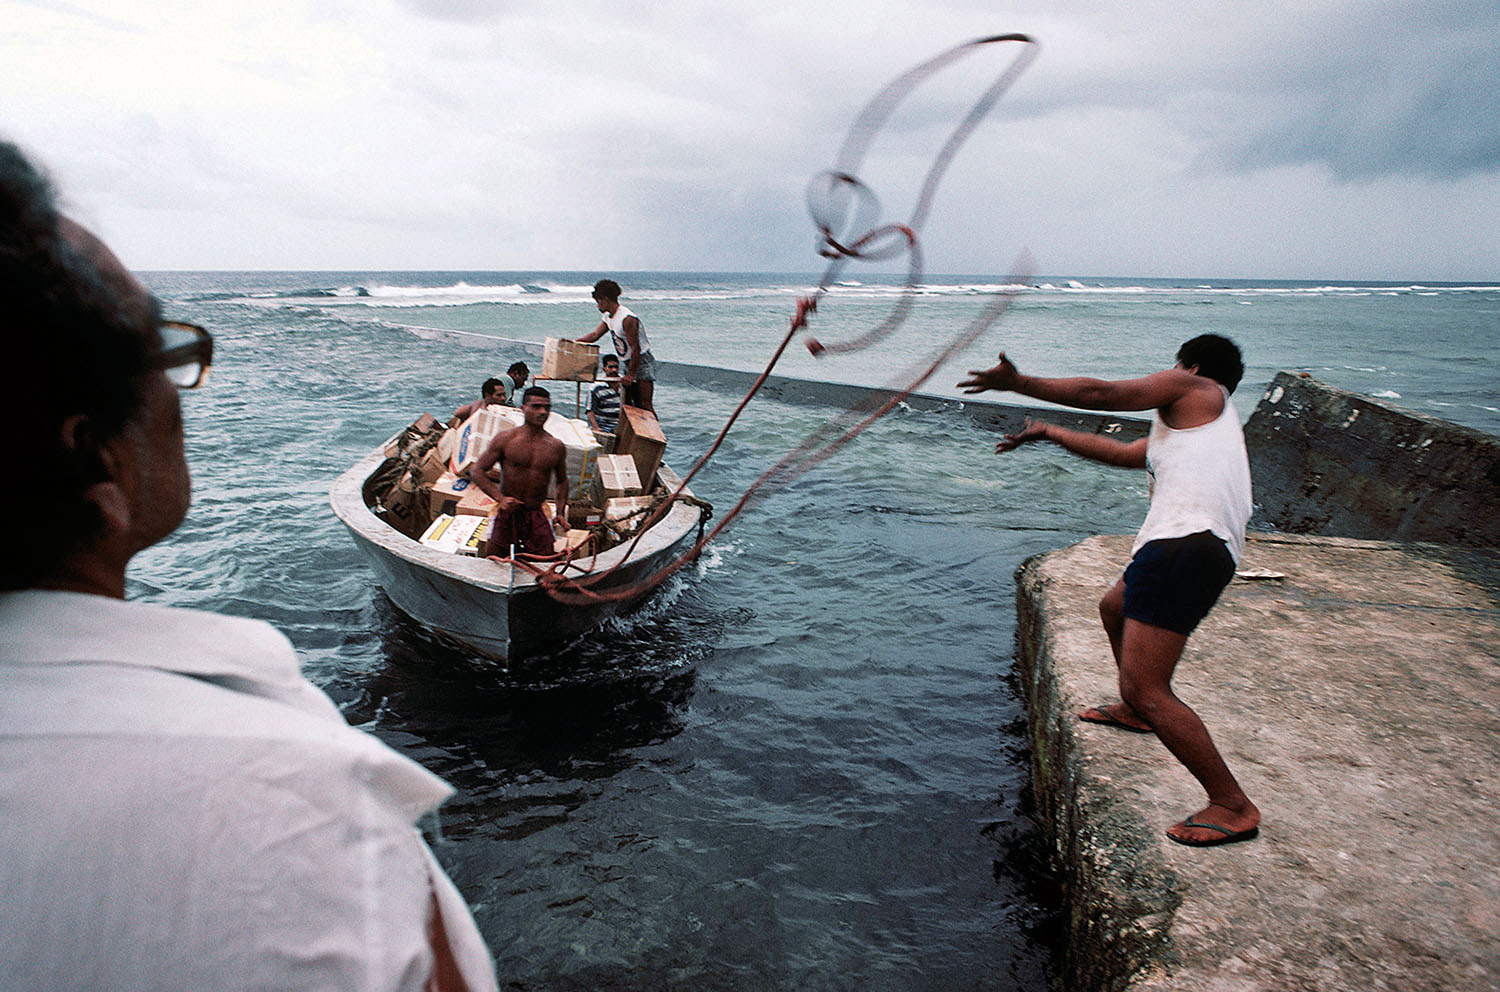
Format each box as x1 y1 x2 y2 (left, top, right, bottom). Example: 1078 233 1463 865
577 278 656 413
464 386 569 558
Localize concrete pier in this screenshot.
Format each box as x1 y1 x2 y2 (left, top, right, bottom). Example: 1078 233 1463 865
1245 371 1500 549
1016 532 1500 991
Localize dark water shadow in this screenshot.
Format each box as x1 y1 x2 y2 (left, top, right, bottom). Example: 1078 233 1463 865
986 648 1068 985
344 588 748 808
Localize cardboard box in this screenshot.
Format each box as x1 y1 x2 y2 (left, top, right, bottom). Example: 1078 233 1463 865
604 495 656 524
597 453 643 499
449 514 487 556
435 426 459 463
386 412 441 458
459 516 493 556
413 447 449 486
542 337 599 381
422 514 487 555
554 528 592 555
568 504 603 528
419 514 464 553
449 405 524 475
614 405 666 489
455 487 497 517
543 413 603 503
429 471 475 517
382 468 429 537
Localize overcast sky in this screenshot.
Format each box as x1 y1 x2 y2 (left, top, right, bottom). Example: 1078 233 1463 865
6 0 1498 279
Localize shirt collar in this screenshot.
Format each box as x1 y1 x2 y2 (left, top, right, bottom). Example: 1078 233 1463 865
0 589 335 718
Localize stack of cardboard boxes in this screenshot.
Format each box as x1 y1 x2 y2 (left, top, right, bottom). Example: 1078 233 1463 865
540 338 673 539
377 368 673 558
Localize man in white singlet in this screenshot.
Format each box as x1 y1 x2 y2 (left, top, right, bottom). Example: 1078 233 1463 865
958 335 1260 849
578 277 656 413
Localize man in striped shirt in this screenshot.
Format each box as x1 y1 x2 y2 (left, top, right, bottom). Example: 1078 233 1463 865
588 353 622 436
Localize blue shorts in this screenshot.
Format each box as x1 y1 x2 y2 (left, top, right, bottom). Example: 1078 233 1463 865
1122 531 1235 635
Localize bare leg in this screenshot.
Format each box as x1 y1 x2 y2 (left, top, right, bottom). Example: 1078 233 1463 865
1117 617 1259 843
1081 579 1153 732
1099 578 1126 664
630 379 655 414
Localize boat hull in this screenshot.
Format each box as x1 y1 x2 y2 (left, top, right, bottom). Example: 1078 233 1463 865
329 445 704 663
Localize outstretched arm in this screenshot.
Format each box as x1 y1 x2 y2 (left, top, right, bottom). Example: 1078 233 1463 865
997 417 1146 468
577 320 608 345
959 352 1197 414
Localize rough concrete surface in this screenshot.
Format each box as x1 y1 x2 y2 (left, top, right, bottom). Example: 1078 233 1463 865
1016 532 1500 992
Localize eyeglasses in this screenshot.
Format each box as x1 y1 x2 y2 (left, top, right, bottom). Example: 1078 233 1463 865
154 321 214 389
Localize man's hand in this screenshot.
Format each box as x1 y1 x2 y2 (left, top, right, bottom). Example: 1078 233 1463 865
496 495 522 514
958 352 1021 394
995 417 1049 453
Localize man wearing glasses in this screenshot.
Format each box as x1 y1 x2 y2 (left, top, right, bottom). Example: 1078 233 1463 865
0 143 497 990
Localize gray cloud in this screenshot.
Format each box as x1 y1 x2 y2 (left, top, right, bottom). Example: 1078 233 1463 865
393 0 506 24
1199 6 1500 181
6 0 1498 277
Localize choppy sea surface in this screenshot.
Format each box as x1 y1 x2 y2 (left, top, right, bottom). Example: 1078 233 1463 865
131 271 1499 989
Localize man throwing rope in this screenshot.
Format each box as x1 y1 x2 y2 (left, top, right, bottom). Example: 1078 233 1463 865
958 335 1259 847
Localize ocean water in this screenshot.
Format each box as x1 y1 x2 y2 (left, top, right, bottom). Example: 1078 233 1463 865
130 272 1498 988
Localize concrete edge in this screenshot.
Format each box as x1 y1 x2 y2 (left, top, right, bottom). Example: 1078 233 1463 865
1015 546 1182 992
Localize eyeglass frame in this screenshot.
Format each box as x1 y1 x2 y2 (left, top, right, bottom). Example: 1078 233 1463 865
153 321 214 389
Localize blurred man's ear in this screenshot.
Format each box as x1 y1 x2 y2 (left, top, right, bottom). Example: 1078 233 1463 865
61 412 129 537
60 414 108 484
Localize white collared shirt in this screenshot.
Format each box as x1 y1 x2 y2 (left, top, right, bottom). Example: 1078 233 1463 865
0 590 497 992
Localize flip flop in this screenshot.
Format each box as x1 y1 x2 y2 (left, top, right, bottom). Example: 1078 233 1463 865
1167 818 1260 847
1077 704 1153 734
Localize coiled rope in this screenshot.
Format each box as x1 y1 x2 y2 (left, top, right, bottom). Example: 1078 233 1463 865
520 33 1040 605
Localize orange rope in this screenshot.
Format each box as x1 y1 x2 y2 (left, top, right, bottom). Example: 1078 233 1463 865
531 34 1040 607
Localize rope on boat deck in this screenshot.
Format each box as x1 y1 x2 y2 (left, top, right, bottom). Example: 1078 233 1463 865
527 34 1038 606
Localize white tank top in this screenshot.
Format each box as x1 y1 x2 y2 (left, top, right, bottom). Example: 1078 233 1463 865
602 305 650 363
1132 386 1253 562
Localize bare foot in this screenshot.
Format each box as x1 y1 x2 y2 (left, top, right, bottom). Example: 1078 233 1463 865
1078 702 1153 733
1166 801 1261 847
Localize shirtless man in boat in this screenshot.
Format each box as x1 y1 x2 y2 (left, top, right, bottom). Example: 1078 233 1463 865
958 336 1259 849
463 386 569 558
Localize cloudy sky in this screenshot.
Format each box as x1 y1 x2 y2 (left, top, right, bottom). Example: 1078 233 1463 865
6 0 1498 279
